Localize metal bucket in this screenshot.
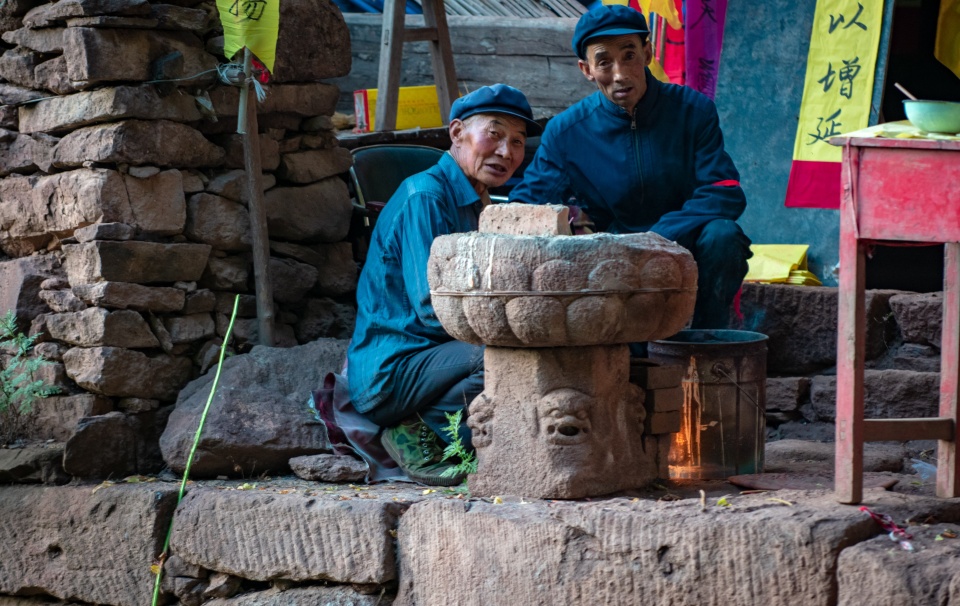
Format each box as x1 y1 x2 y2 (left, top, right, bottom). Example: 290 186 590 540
649 330 768 480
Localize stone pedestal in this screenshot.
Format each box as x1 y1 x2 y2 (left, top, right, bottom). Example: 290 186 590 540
468 345 654 499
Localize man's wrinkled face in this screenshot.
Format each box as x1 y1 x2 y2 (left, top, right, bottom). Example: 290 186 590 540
449 113 527 192
578 33 652 115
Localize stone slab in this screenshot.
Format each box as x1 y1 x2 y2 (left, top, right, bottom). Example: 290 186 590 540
0 484 178 606
889 292 943 349
170 487 403 583
63 240 211 285
269 241 357 297
394 492 880 606
0 445 67 484
30 393 113 442
810 370 940 421
265 178 352 243
270 0 350 83
727 472 899 491
277 147 353 184
766 376 811 412
62 346 192 399
74 222 134 242
644 386 682 413
185 193 251 251
23 0 151 27
0 129 56 177
478 202 571 236
54 120 224 168
645 409 681 434
209 83 340 117
45 307 158 348
205 586 387 606
629 358 684 390
289 453 367 482
0 255 58 325
72 281 185 312
18 84 201 134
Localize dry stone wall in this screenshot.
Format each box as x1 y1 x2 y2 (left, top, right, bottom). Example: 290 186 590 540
0 0 357 478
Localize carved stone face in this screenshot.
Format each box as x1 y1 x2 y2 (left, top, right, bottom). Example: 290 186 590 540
538 388 592 446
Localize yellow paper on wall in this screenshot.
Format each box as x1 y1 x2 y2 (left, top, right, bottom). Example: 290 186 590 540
792 0 884 164
936 0 960 79
217 0 280 73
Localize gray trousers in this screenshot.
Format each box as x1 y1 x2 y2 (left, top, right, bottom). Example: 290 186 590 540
363 340 483 448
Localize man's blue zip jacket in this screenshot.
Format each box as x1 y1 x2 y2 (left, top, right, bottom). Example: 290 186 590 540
509 68 746 243
347 152 483 415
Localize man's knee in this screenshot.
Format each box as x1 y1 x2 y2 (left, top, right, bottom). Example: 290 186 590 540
696 220 751 257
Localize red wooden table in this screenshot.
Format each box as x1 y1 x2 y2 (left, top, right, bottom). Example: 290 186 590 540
830 123 960 504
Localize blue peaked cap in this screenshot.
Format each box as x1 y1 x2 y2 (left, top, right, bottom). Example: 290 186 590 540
572 4 650 60
449 84 542 136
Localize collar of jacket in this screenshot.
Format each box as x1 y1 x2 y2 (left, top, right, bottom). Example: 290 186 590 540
596 67 661 125
438 151 483 208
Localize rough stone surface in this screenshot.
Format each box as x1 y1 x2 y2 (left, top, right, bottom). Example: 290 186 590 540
837 526 960 605
0 484 179 606
479 202 571 236
45 307 158 348
628 358 683 390
30 393 113 442
148 3 211 32
23 0 151 27
0 445 67 484
469 345 653 499
891 342 942 373
162 312 214 344
736 284 899 374
61 27 217 86
199 255 249 291
73 221 134 242
0 82 46 106
210 83 340 117
270 0 350 83
0 47 43 89
186 193 251 251
265 178 352 243
889 292 943 349
38 288 87 312
122 169 187 235
430 231 697 347
159 339 347 476
766 377 811 412
206 168 276 204
0 255 59 326
277 147 352 184
63 407 170 477
0 129 56 177
289 453 367 482
205 586 387 606
34 55 78 95
216 133 281 171
62 346 193 399
72 281 186 312
182 288 216 314
1 26 65 53
294 297 356 342
764 439 905 473
394 493 879 606
810 370 940 421
63 240 211 285
0 105 17 130
269 257 317 303
18 85 201 134
54 120 224 168
269 241 357 296
171 487 401 583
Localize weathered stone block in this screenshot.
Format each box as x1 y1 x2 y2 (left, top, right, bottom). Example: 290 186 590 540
270 0 350 83
470 345 654 499
210 83 340 117
149 3 211 32
31 393 113 442
0 255 59 326
629 358 683 390
265 178 352 243
185 193 251 251
38 288 87 312
1 26 65 53
766 376 811 412
62 346 193 399
0 484 179 606
170 487 401 583
0 129 56 177
163 312 214 344
46 307 158 348
54 120 224 168
395 495 877 606
0 445 67 484
215 132 281 171
19 84 203 134
62 410 138 477
0 82 45 106
294 297 356 342
74 221 134 242
644 386 682 413
160 339 347 476
64 14 156 27
63 240 211 285
0 105 17 130
269 257 317 303
199 255 249 291
183 288 216 314
889 292 943 349
277 147 352 184
269 241 357 296
478 202 571 236
891 342 942 373
206 168 276 203
737 284 900 374
810 370 940 421
72 281 186 312
61 27 216 86
289 453 367 482
205 587 388 606
764 439 905 474
644 409 681 434
0 46 42 89
23 0 151 27
34 55 78 95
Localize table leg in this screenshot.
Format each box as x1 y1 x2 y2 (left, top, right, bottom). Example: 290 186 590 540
939 242 960 498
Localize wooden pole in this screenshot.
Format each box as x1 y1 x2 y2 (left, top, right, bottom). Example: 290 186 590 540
239 48 275 347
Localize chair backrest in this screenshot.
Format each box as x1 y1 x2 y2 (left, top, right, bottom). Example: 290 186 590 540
349 144 445 208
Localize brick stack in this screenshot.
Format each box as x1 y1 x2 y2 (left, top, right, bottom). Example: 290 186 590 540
630 358 683 479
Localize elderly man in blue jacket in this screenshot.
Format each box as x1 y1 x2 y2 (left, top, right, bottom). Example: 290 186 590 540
510 4 751 330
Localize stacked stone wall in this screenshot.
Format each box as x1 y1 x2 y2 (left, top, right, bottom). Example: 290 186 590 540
0 0 357 476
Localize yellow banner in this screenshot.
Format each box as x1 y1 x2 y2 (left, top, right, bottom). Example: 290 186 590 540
217 0 281 73
792 0 884 163
936 0 960 79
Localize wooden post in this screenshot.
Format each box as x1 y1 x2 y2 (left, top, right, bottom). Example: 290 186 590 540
239 48 275 347
939 242 960 498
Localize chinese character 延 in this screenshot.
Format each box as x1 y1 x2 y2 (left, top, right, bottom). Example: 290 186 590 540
838 57 862 99
230 0 266 21
808 109 843 144
829 2 868 33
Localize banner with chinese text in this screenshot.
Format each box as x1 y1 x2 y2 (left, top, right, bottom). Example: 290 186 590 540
685 0 728 99
785 0 883 208
217 0 281 73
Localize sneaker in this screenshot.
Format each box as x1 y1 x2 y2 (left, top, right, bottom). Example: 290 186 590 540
381 419 466 486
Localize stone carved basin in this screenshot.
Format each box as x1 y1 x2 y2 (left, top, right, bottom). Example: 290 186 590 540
428 231 697 347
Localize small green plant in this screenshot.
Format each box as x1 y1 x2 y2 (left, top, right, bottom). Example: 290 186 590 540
439 408 477 478
0 310 60 414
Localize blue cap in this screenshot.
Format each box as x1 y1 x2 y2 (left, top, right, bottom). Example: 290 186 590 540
572 4 649 60
449 84 542 136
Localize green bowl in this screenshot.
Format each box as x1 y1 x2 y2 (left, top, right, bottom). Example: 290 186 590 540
903 100 960 134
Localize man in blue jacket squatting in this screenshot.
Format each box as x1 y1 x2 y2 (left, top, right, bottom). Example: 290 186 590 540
347 85 542 485
510 4 752 330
